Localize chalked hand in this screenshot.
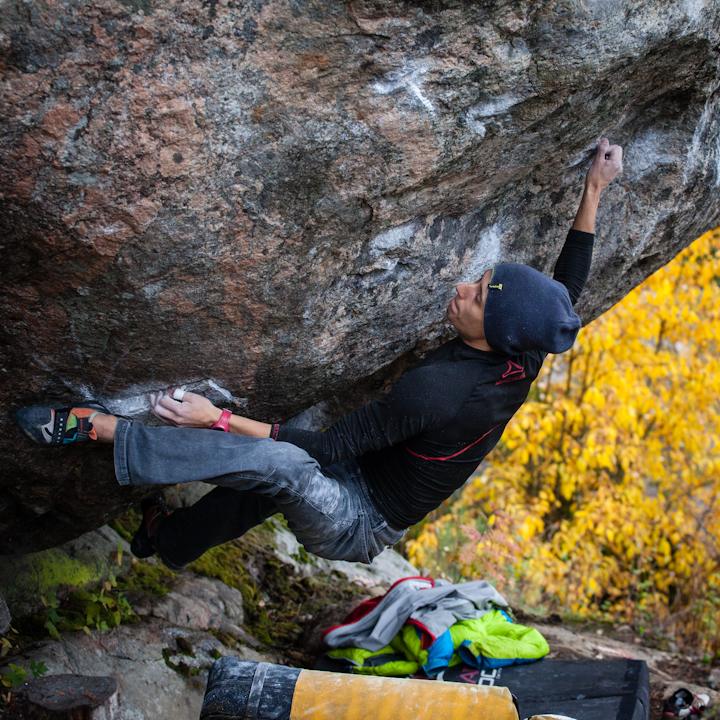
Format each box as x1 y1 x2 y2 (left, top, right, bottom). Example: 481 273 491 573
150 388 223 429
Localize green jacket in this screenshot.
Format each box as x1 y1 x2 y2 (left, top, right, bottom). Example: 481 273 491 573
323 610 548 677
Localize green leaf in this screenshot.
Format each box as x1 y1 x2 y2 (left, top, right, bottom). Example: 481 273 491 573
3 664 28 687
86 603 101 624
30 660 48 678
117 594 132 611
44 620 61 641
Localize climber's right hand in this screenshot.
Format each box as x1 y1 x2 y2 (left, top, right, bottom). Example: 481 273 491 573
150 389 223 428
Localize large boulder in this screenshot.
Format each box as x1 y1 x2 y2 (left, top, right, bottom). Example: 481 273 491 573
1 0 719 553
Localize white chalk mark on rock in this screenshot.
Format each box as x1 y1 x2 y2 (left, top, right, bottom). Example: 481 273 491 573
67 318 84 364
684 100 712 184
360 221 419 274
207 379 238 404
142 282 163 299
406 80 435 114
466 116 487 138
624 129 677 180
31 353 94 399
369 221 418 258
105 394 151 417
373 63 436 115
465 94 522 138
684 0 709 22
467 94 521 118
459 221 504 284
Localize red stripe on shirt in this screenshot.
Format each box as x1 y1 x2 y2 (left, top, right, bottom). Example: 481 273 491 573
403 423 501 462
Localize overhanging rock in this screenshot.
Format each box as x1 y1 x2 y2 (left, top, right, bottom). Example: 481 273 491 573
1 0 719 552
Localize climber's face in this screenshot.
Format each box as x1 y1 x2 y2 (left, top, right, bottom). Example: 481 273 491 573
447 269 494 351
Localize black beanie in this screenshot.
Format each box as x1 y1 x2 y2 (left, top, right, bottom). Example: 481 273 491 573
483 263 581 355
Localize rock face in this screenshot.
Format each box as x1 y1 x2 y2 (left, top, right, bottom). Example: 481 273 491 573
1 0 720 552
128 574 247 633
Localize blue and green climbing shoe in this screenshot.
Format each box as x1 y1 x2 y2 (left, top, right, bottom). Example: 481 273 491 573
16 402 109 446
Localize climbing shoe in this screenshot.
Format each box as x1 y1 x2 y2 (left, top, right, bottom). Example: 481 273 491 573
130 491 171 559
664 688 709 717
16 402 109 446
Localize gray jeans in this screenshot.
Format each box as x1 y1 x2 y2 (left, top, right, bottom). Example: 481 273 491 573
114 419 405 567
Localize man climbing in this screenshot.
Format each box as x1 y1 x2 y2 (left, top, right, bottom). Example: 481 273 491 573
17 138 623 570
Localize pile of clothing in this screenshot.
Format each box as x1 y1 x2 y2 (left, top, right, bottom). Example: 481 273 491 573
317 577 549 678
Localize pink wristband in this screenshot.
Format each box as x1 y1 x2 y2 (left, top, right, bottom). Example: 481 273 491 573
210 409 232 432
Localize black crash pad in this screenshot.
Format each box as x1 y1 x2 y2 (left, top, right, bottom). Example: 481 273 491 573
438 659 649 720
202 657 649 720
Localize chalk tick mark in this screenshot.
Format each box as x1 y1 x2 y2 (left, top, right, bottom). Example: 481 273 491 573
373 64 436 115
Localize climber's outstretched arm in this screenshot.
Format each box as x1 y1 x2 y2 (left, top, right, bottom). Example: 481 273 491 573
553 138 623 305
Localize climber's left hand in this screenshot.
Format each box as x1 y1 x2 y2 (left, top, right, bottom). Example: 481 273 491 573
586 137 623 193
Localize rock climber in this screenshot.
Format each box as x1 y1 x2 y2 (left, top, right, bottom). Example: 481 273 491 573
16 138 623 570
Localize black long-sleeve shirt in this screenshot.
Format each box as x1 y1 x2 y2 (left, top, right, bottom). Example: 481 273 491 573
274 229 594 529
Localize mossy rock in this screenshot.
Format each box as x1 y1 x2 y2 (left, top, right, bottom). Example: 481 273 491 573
0 526 132 616
187 524 368 660
117 561 176 597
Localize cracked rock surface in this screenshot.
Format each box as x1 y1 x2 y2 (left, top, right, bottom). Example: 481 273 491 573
1 0 720 552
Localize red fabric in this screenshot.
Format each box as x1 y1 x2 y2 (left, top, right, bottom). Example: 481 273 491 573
403 424 501 462
406 618 435 647
342 597 383 625
321 576 435 638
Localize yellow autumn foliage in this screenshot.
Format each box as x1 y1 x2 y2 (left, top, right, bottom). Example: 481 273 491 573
406 226 720 653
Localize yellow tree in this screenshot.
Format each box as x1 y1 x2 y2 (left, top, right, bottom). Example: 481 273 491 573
407 227 720 652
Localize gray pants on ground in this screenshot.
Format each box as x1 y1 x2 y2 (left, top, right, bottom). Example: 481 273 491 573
114 419 405 567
